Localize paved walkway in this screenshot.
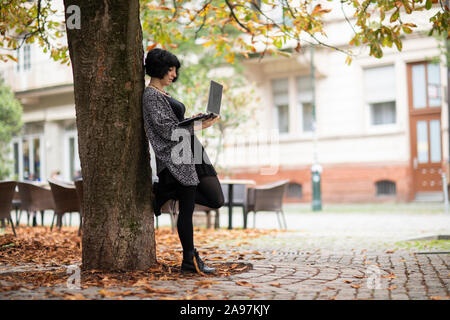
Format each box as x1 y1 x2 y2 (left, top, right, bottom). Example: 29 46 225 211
1 204 449 300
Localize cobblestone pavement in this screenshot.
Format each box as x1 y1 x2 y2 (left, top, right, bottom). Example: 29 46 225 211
1 207 449 300
1 247 448 300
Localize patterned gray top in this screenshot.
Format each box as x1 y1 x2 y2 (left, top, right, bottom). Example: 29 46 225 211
142 86 200 186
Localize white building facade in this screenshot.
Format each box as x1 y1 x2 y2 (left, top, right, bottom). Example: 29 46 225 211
2 43 79 183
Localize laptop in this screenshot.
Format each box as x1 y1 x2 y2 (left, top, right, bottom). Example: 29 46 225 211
178 80 223 126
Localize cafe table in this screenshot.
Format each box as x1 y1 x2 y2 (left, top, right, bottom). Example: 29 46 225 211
219 178 256 229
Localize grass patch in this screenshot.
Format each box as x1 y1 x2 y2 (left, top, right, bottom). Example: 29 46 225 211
392 240 450 252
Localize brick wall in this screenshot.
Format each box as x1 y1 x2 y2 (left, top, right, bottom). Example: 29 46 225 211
219 162 414 203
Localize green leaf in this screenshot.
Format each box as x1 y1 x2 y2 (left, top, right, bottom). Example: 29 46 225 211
425 0 432 10
402 26 413 34
402 0 412 14
273 38 282 49
380 7 385 21
394 38 402 51
345 55 353 65
390 9 400 23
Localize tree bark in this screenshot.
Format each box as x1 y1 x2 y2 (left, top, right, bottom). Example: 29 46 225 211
63 0 155 271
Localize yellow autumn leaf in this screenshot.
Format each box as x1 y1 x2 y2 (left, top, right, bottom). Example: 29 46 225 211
195 280 220 286
344 280 353 283
270 283 281 287
235 280 258 288
98 289 122 298
64 293 88 300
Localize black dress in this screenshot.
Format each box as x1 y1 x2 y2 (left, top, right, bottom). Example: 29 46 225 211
164 95 217 179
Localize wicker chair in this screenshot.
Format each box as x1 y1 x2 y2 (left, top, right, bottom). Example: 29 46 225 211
74 179 83 235
0 181 17 236
48 178 79 231
245 179 289 230
17 181 55 227
194 204 220 229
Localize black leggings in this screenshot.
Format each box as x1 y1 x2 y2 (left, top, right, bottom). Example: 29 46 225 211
155 169 224 253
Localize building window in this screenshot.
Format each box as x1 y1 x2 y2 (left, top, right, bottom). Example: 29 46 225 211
22 138 30 179
364 65 396 126
33 137 41 180
370 101 396 125
13 142 19 178
64 129 81 181
15 44 32 73
286 182 303 199
11 135 43 181
69 137 76 180
411 62 441 109
375 180 396 196
11 123 45 181
23 44 31 71
297 76 314 132
272 78 290 134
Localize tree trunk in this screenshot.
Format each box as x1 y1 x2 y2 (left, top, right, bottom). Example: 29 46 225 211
63 0 155 271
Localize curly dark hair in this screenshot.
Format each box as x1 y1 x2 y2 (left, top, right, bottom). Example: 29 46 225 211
144 48 180 82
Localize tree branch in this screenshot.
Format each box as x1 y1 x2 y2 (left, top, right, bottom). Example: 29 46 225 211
194 0 213 39
224 0 253 34
172 0 178 19
341 0 357 36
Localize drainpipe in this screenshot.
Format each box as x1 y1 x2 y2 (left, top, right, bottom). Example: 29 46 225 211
310 43 322 211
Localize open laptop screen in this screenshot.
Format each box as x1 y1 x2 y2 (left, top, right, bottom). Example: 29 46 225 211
207 80 223 115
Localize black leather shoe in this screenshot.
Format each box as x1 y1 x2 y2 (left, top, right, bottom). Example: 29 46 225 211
181 249 216 274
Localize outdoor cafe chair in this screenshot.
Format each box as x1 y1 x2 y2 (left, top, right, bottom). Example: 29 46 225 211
17 181 55 227
155 200 219 232
48 178 80 232
0 180 17 236
245 179 289 230
194 204 220 229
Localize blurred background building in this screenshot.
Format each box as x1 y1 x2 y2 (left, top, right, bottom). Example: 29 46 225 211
1 3 447 204
217 3 448 204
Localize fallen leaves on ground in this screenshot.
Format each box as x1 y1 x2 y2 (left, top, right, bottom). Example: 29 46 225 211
0 226 279 299
381 273 397 279
430 296 450 300
387 285 397 290
64 293 88 300
269 283 281 288
235 280 258 288
195 280 220 289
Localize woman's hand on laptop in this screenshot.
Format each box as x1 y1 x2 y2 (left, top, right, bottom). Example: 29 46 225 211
194 115 220 131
